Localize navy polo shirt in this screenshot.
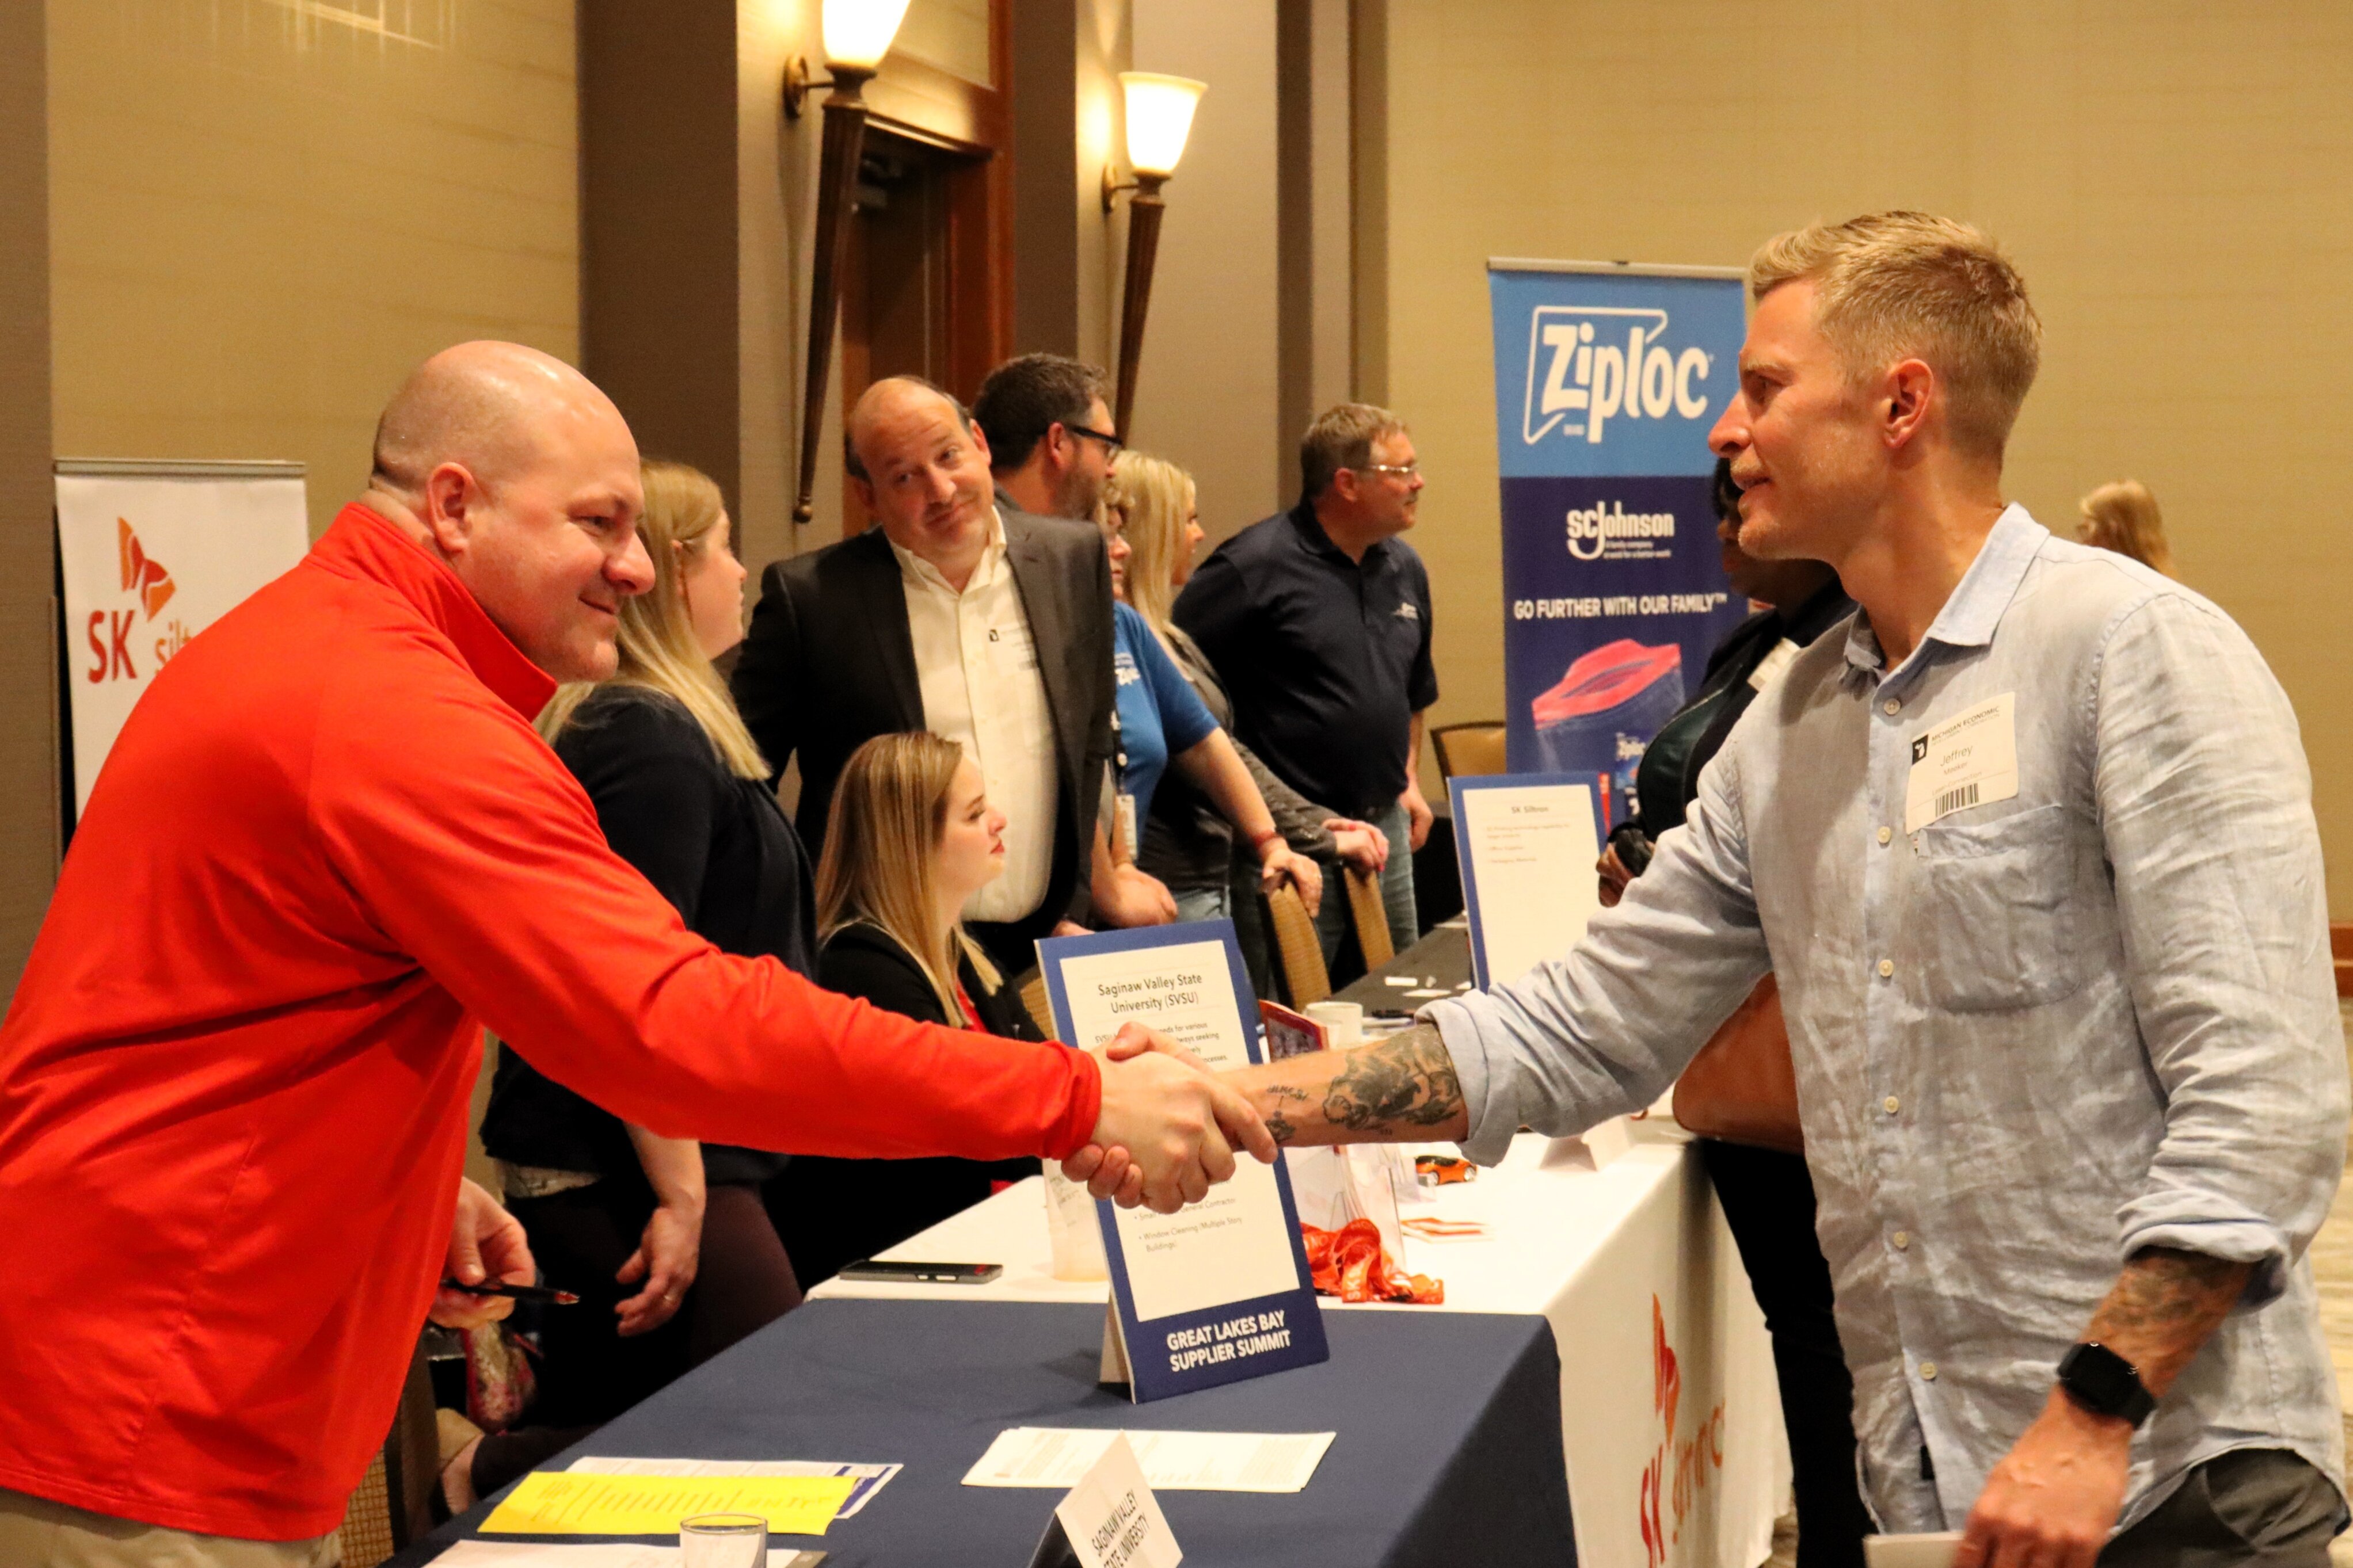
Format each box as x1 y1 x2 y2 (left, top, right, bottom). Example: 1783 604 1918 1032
1172 499 1437 817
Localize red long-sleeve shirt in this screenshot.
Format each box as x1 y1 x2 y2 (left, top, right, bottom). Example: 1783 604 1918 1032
0 505 1101 1541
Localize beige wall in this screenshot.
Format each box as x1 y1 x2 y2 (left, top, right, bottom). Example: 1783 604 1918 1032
1127 0 1284 533
1368 0 2353 913
50 0 578 540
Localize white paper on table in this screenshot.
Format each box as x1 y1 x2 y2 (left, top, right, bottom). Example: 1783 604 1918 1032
1455 780 1602 988
566 1455 900 1519
1053 938 1299 1323
964 1428 1336 1493
433 1546 825 1567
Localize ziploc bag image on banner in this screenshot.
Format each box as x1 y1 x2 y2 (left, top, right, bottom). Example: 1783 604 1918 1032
1036 921 1328 1402
1488 262 1753 823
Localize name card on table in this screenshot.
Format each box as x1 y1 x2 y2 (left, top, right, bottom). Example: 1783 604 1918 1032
1035 921 1328 1402
1449 772 1610 991
1025 1433 1181 1568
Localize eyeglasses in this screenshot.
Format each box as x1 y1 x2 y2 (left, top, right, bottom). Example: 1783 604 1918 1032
1065 423 1125 457
1356 461 1421 480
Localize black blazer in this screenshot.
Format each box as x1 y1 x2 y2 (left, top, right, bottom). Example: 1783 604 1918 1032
765 922 1045 1287
730 505 1115 934
481 687 817 1187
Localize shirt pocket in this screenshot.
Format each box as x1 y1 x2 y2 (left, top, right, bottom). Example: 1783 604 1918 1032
1911 803 2084 1013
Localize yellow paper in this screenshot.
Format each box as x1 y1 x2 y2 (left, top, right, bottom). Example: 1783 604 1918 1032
479 1471 856 1538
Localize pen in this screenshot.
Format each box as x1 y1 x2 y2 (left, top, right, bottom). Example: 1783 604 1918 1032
439 1278 580 1305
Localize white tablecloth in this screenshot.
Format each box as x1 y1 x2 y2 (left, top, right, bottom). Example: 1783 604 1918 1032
813 1119 1791 1568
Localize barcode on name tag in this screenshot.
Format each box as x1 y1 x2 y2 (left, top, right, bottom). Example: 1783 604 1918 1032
1934 782 1979 819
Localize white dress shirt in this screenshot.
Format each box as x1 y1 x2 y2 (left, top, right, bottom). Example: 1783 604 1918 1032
1431 508 2347 1531
892 513 1058 924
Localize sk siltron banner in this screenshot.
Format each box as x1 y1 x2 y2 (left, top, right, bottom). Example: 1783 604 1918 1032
1488 261 1752 825
57 459 310 819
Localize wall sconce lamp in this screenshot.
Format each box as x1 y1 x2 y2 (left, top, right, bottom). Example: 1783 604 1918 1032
783 0 913 525
1102 71 1206 438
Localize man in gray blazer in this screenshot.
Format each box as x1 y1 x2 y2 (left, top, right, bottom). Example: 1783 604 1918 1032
732 376 1115 977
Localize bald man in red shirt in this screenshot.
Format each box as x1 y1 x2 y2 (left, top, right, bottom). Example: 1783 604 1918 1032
0 344 1261 1566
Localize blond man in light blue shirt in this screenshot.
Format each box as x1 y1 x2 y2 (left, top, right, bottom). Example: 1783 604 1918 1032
1209 212 2347 1567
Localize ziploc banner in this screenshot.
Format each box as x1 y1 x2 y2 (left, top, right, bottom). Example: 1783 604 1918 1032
1488 262 1751 823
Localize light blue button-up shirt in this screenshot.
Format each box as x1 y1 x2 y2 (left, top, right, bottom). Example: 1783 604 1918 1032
1429 506 2347 1531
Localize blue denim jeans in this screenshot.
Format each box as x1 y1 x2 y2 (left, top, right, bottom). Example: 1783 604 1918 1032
1312 800 1418 968
1172 884 1230 925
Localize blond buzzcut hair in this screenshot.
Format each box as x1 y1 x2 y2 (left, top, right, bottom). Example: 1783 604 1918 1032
1749 211 2042 461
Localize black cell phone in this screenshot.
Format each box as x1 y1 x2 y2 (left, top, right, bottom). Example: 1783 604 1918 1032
835 1258 1003 1284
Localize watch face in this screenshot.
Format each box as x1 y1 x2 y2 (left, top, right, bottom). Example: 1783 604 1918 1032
2060 1342 2154 1422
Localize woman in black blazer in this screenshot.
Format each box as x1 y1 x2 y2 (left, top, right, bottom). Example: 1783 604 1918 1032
766 731 1047 1287
479 461 805 1436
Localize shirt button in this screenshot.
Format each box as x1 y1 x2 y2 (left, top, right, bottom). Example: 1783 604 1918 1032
1892 1230 1911 1250
1876 825 1893 846
1883 1094 1901 1115
1877 957 1895 978
1883 698 1901 715
1919 1360 1939 1382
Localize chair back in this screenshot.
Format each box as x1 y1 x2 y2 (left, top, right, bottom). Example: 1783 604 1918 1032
1431 722 1507 780
1343 865 1394 970
1263 884 1332 1008
1020 973 1058 1039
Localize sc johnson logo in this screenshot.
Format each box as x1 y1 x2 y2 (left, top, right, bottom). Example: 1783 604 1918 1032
1521 306 1714 445
1566 500 1676 562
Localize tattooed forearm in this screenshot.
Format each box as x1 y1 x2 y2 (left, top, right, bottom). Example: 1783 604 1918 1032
2083 1247 2251 1396
1321 1026 1463 1134
1229 1024 1471 1145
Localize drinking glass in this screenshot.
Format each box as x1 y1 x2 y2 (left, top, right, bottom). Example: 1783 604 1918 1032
680 1511 767 1568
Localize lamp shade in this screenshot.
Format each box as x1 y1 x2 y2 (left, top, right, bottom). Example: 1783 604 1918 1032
1120 72 1206 178
822 0 912 71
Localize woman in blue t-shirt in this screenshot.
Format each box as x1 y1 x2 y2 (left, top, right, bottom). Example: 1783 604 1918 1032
1099 514 1322 924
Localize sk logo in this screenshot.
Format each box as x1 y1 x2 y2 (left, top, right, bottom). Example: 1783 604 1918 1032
1912 736 1929 764
119 518 176 620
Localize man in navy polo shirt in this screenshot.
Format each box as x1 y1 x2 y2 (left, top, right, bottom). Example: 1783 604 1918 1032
1174 403 1437 963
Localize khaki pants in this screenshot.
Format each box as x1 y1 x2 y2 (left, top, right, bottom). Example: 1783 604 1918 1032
0 1487 341 1568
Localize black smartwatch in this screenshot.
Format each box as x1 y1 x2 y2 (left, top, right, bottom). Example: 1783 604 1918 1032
2056 1342 2156 1426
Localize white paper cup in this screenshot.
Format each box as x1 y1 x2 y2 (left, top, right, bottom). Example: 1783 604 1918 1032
1304 999 1364 1048
1042 1168 1110 1280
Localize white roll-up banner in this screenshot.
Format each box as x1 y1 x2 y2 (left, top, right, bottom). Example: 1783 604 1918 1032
56 460 310 819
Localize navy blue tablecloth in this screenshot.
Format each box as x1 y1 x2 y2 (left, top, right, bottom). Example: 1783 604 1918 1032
395 1297 1575 1567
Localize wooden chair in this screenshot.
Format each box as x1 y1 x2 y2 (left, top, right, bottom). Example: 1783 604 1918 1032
1263 884 1332 1008
1431 722 1507 781
1020 972 1058 1039
2333 922 2352 1000
334 1338 439 1566
1343 864 1395 970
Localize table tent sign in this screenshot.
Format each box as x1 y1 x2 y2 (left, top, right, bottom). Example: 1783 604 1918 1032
1450 772 1610 993
1487 260 1750 822
1035 921 1329 1402
1025 1433 1182 1568
55 459 310 822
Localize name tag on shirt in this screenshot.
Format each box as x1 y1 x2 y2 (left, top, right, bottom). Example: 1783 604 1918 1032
1747 637 1801 693
1905 692 2019 833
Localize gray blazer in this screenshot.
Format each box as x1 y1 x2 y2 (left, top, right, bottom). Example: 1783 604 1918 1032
730 504 1115 934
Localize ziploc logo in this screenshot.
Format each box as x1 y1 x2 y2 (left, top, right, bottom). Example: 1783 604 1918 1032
1522 307 1715 447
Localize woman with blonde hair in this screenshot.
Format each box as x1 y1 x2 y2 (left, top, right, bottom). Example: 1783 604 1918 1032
479 459 808 1434
2077 479 2177 578
1110 453 1388 990
766 731 1048 1284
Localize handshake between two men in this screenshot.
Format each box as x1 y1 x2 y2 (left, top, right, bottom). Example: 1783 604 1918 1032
1069 1021 1469 1211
